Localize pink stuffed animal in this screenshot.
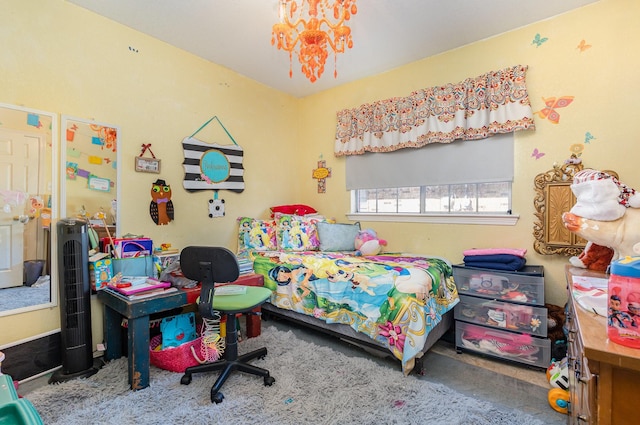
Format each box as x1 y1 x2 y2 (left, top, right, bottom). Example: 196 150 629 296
355 229 387 256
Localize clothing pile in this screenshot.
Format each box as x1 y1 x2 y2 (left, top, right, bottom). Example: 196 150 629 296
463 248 527 271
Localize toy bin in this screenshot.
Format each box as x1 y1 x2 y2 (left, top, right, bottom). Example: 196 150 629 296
453 265 545 306
607 256 640 348
455 321 551 368
454 294 548 337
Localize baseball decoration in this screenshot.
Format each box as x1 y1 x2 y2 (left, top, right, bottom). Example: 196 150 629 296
208 191 225 218
150 179 174 225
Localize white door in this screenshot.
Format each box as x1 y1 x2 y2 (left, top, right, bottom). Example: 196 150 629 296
0 129 45 288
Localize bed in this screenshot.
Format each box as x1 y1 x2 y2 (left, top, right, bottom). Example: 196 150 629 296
249 250 459 375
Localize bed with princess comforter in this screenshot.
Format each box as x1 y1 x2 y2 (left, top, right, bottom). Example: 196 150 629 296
250 250 459 374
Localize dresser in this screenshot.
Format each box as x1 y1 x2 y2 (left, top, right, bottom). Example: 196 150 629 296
565 265 640 424
453 264 550 368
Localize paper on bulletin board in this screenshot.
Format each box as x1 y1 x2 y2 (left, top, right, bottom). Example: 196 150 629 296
88 175 111 192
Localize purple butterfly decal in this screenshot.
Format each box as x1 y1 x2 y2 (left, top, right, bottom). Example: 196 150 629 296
531 148 545 160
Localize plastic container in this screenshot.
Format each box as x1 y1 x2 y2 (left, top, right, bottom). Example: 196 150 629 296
453 264 545 306
607 256 640 348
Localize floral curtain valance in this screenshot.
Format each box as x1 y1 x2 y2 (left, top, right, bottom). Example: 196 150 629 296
334 65 535 157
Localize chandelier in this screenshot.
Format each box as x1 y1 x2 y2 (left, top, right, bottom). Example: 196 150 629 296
271 0 358 83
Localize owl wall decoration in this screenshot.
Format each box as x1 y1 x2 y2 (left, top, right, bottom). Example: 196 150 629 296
150 179 174 225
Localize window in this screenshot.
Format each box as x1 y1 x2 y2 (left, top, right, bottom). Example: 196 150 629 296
355 182 511 214
346 134 517 225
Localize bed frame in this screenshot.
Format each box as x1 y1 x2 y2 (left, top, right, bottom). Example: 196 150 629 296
261 302 454 374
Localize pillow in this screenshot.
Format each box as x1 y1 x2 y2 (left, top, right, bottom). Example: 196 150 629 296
274 213 322 251
316 221 361 252
237 217 278 256
270 204 317 218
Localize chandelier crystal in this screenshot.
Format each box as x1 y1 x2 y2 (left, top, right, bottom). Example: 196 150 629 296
271 0 358 83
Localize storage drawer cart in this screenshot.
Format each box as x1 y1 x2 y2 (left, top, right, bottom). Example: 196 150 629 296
453 265 551 368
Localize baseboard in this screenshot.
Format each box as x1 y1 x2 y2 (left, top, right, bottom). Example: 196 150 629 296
0 331 62 381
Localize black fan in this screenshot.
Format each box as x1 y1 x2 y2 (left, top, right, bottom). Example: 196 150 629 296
49 218 98 383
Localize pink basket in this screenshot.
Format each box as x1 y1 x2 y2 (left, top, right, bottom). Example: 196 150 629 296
149 334 203 373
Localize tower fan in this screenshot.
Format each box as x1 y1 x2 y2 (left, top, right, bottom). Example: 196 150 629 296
50 218 98 383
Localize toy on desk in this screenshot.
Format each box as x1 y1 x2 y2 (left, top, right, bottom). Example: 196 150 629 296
569 241 615 272
563 169 640 263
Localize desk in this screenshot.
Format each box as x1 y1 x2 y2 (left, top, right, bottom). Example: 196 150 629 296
565 266 640 424
97 273 265 390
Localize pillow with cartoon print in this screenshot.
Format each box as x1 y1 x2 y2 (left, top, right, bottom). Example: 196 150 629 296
274 213 322 251
237 217 278 257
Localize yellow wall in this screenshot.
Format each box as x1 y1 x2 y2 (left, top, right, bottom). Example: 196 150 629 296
298 0 639 309
0 0 299 347
2 0 638 350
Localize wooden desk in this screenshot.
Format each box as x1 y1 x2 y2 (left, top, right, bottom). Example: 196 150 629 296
565 266 640 424
97 273 265 390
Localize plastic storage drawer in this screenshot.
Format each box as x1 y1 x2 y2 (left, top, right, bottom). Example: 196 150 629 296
455 321 551 368
454 295 548 337
453 265 545 306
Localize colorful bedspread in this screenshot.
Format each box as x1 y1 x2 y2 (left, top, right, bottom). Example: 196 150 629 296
251 251 459 374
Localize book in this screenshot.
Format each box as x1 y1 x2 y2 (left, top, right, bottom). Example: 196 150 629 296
128 287 178 300
215 285 247 296
107 277 171 296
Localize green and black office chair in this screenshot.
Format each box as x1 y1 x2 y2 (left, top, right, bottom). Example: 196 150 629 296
179 246 275 403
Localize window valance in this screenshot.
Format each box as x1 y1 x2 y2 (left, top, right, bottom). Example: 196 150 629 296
334 65 535 157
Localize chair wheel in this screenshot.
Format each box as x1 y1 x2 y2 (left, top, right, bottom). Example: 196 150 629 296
264 376 275 386
212 391 224 404
180 374 192 385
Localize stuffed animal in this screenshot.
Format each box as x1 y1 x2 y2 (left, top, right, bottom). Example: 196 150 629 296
563 169 640 261
354 229 387 256
546 303 567 360
569 241 615 272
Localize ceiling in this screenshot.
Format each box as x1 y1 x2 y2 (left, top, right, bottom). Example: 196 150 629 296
67 0 598 98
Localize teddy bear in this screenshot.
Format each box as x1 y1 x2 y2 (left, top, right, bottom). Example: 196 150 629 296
546 303 567 361
569 241 615 273
354 229 387 256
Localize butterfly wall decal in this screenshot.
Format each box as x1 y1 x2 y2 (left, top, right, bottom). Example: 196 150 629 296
532 33 548 47
534 96 574 124
585 132 596 143
577 39 592 52
531 148 545 160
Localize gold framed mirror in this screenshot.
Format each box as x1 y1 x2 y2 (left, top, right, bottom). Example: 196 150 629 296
533 156 617 256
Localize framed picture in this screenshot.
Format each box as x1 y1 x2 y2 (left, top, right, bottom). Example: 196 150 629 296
135 156 161 173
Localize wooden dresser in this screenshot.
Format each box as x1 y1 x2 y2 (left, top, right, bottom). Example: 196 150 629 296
565 266 640 424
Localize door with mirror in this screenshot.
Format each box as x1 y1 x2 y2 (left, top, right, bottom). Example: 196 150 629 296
0 103 58 316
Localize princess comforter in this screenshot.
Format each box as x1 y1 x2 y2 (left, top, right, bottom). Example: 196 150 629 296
251 251 459 374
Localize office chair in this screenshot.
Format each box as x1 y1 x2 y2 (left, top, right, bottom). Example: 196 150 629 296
178 246 275 403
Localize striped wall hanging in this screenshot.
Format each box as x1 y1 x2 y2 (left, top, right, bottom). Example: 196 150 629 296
182 116 245 193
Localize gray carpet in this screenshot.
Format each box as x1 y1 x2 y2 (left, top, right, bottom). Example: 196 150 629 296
0 276 50 312
26 326 547 425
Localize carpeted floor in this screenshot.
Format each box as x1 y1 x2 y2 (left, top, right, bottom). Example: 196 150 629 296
0 276 51 312
23 324 561 425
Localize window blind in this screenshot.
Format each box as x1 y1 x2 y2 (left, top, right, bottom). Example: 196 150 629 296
345 133 513 190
